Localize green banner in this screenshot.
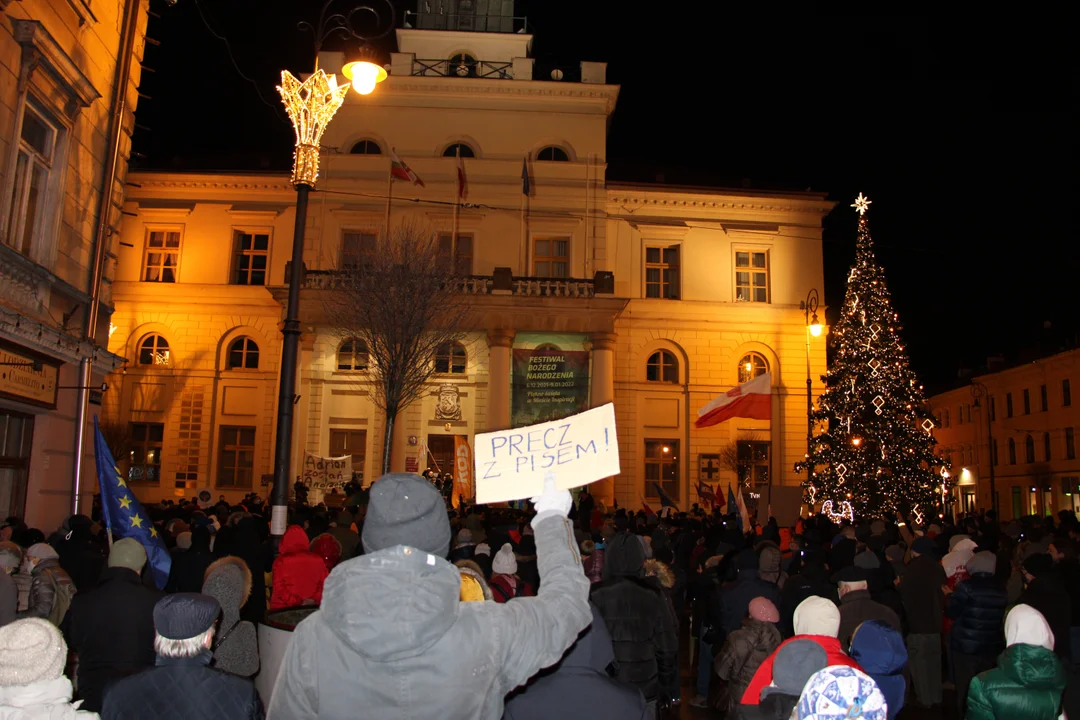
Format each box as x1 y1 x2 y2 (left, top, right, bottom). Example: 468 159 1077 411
511 349 590 427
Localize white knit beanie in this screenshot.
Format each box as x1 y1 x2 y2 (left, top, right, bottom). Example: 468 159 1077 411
492 543 517 575
0 618 68 686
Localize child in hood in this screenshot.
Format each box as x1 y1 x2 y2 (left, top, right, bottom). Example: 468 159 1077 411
849 620 907 719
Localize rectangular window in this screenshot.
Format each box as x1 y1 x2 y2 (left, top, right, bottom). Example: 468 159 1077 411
128 422 164 483
437 233 473 275
232 231 270 285
142 229 181 282
1067 427 1076 461
1006 392 1013 418
1064 379 1072 407
644 439 679 502
1012 486 1022 520
5 102 58 257
329 429 367 482
737 441 771 489
532 237 569 278
734 250 769 303
989 396 996 422
218 426 255 487
1040 384 1048 412
957 405 963 425
992 438 998 466
1044 432 1052 462
1023 389 1031 415
341 231 377 270
645 245 679 299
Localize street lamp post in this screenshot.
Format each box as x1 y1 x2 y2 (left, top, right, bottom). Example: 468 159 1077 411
971 381 998 517
799 289 824 478
269 1 391 540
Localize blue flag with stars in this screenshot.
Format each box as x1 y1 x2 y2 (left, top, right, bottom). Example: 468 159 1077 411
94 417 171 589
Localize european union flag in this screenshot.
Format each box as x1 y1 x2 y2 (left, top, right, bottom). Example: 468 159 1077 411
94 417 171 589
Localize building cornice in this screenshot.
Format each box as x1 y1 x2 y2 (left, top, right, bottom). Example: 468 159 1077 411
348 76 620 115
127 173 294 193
607 189 836 217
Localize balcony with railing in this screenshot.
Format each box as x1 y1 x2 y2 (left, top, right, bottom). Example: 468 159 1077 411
286 266 615 299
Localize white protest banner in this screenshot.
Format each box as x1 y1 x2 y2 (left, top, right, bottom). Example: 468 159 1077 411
474 403 619 504
302 452 353 491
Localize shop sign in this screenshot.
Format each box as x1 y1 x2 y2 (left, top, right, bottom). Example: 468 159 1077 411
0 344 59 409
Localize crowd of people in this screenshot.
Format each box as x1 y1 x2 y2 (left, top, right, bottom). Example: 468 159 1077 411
1 476 1079 718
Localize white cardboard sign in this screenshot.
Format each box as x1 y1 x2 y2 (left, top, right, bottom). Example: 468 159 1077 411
474 403 619 503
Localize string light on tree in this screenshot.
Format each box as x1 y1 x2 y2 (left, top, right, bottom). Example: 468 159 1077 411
803 193 949 519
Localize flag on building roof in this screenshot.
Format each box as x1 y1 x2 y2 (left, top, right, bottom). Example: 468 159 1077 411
390 148 424 187
521 156 530 196
456 147 467 200
94 418 171 589
695 372 772 428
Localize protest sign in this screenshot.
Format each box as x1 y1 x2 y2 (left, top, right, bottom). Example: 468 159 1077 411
302 452 352 491
474 403 619 504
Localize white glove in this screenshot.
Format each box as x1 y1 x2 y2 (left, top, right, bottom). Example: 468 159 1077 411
530 474 573 526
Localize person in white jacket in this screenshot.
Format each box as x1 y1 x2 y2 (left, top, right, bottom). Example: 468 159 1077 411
0 617 97 718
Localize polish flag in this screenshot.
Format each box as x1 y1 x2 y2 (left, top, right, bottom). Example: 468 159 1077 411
695 373 772 428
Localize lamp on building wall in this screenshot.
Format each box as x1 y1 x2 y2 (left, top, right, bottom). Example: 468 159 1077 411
798 288 823 479
270 0 394 542
970 380 998 516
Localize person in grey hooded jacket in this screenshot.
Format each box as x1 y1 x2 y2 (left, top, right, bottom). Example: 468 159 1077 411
267 472 591 720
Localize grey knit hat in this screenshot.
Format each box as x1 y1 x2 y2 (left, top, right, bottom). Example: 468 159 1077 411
0 618 67 686
362 473 451 557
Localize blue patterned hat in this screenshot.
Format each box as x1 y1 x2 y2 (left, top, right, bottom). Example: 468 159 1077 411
797 665 887 720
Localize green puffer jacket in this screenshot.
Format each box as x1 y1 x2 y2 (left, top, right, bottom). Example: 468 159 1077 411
965 643 1066 720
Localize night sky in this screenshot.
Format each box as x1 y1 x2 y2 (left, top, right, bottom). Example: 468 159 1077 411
133 2 1075 391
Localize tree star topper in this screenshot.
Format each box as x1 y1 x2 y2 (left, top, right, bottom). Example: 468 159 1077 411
851 193 872 215
277 69 351 186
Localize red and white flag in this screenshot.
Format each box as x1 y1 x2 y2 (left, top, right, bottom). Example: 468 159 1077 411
456 149 467 200
390 148 424 187
695 372 772 428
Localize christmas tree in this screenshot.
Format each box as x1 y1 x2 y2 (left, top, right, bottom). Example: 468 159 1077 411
805 194 949 522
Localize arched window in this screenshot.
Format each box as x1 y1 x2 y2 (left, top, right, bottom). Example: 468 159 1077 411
449 53 478 77
1008 438 1016 465
442 143 475 158
534 343 561 352
349 139 381 155
738 352 768 384
536 146 570 162
337 338 369 371
435 342 467 374
138 334 170 366
1024 434 1035 463
646 350 679 383
227 337 259 369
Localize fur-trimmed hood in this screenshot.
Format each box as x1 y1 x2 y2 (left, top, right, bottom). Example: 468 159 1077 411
203 555 252 625
456 560 493 602
643 558 675 589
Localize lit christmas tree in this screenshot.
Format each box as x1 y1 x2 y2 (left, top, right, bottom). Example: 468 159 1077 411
804 194 950 522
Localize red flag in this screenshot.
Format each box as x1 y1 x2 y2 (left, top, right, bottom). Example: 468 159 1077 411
390 148 424 187
456 149 467 200
696 373 772 428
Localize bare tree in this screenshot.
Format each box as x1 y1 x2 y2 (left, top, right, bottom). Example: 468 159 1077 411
97 418 133 463
718 432 765 489
325 221 473 474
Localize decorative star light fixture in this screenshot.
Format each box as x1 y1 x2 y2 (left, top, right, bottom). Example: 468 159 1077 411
277 70 351 186
851 192 872 215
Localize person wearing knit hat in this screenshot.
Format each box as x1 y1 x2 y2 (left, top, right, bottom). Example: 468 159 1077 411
448 528 476 564
101 593 263 719
946 548 1009 714
65 537 162 713
713 596 782 712
0 618 95 717
17 543 74 626
797 665 888 720
268 473 591 720
490 543 533 603
759 639 829 719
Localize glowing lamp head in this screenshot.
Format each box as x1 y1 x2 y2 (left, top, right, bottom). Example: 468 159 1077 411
808 312 823 337
851 436 862 447
342 60 387 95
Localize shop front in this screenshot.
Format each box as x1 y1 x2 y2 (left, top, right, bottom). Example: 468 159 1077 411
0 341 59 518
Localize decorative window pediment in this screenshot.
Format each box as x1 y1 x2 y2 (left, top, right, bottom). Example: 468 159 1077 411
11 20 101 112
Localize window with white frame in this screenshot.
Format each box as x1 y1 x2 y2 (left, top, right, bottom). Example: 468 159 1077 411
533 238 569 277
645 245 679 299
232 231 270 285
735 250 770 303
142 229 181 282
5 101 59 258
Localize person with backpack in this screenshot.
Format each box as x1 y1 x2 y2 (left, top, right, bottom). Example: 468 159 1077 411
17 543 75 626
490 543 535 603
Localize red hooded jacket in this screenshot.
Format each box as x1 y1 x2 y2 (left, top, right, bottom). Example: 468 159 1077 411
270 525 329 611
740 635 861 704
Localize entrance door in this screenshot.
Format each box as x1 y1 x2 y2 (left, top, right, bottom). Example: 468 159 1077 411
427 435 455 479
0 411 34 518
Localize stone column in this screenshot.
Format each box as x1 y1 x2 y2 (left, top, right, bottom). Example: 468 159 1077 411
590 332 617 505
486 329 515 431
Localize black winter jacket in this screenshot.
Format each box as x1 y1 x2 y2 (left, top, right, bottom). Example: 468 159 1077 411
101 652 263 720
945 573 1008 656
1019 571 1073 661
899 553 946 634
719 570 782 637
779 565 835 638
166 527 214 594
